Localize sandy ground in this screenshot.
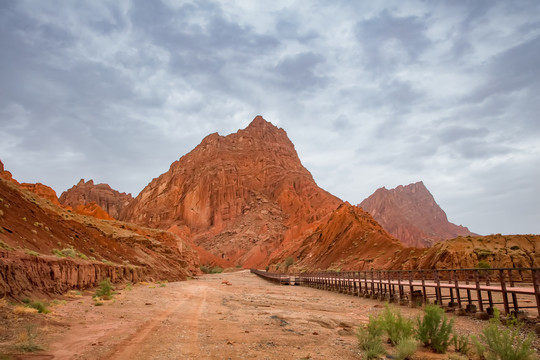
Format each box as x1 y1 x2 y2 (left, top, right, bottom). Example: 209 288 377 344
1 270 537 360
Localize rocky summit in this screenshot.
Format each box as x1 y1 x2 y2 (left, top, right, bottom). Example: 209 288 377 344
359 181 475 248
120 116 343 267
60 179 133 219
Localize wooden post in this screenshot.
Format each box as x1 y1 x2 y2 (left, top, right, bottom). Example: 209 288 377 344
532 268 540 317
499 269 510 315
508 269 519 312
453 270 462 309
474 269 484 312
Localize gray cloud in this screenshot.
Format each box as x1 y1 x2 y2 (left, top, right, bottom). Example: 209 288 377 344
0 1 538 235
355 10 431 73
272 52 327 92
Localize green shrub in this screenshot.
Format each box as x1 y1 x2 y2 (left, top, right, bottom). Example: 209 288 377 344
200 265 211 273
379 304 414 345
452 332 469 355
77 253 88 260
61 247 76 257
477 260 491 269
417 305 454 353
52 247 77 258
25 249 40 257
29 301 49 314
210 266 223 274
357 315 385 359
395 337 417 360
95 278 113 300
474 310 535 360
284 256 294 269
0 240 14 251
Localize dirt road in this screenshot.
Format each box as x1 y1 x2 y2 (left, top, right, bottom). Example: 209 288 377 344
3 270 497 359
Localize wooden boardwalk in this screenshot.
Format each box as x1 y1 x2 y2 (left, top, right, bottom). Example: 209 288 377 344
251 268 540 317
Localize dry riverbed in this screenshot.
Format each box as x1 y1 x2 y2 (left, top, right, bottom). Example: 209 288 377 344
0 270 537 359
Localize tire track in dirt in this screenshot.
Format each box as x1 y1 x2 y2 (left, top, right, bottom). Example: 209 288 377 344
107 285 208 359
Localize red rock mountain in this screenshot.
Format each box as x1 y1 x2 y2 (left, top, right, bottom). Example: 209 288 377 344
120 116 343 266
359 181 475 248
60 179 133 219
269 203 405 271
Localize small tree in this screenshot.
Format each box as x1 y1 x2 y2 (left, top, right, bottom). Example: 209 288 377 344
284 257 294 270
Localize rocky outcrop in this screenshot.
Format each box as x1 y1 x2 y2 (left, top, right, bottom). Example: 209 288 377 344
0 177 199 298
74 202 115 220
0 160 18 185
272 203 405 271
60 179 133 219
359 181 475 247
121 116 342 265
400 234 540 269
19 182 62 207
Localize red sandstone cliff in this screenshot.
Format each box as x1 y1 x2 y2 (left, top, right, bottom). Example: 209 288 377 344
270 203 405 271
120 116 343 266
0 174 198 298
59 179 133 219
359 181 475 248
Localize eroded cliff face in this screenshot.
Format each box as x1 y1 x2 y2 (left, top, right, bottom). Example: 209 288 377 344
60 179 133 219
121 116 342 265
359 182 475 248
272 203 405 271
0 177 198 298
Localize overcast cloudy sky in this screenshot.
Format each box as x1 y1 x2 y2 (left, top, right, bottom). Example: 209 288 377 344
1 1 539 235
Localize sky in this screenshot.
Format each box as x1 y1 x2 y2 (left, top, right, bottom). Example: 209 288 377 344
1 1 539 235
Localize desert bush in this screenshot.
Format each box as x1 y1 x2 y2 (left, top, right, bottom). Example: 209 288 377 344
417 305 454 353
200 265 211 273
52 247 77 258
25 249 40 257
477 260 491 269
357 315 385 359
29 301 49 314
395 337 417 360
284 257 294 269
77 253 88 260
379 304 414 345
452 332 469 355
473 310 535 360
14 324 43 352
0 240 14 250
210 266 223 274
95 278 113 300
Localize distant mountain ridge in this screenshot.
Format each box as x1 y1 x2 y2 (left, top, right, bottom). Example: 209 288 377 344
359 181 476 247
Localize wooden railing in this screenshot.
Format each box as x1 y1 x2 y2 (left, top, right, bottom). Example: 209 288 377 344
251 268 540 317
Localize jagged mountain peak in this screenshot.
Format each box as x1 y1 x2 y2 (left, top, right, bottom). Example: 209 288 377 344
360 181 475 247
120 116 342 266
